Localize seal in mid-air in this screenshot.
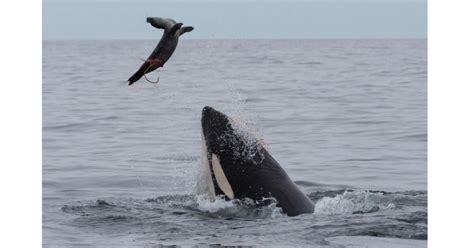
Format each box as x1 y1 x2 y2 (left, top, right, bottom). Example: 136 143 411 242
128 17 193 85
200 106 315 216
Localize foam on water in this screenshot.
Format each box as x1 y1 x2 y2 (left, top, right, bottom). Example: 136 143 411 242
195 194 235 213
193 194 284 219
313 190 395 215
56 188 426 247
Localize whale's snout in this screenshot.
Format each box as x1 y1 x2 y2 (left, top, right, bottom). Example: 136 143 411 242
202 106 214 117
201 106 232 146
201 106 226 125
201 106 216 130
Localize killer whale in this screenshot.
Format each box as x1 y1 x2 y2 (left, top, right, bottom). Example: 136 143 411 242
128 17 193 85
200 106 315 216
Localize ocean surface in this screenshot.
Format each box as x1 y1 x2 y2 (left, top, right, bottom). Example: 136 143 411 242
43 39 427 247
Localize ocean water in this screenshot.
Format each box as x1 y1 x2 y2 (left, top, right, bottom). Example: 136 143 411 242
43 39 427 247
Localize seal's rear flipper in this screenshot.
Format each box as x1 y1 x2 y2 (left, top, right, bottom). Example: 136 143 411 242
179 26 194 36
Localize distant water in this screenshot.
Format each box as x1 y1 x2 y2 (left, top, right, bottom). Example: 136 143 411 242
43 39 427 247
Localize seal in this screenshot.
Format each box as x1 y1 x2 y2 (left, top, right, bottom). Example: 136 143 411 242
128 17 194 85
200 106 315 216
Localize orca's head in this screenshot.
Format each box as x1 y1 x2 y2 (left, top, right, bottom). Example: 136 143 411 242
201 106 233 154
200 106 265 200
200 107 315 216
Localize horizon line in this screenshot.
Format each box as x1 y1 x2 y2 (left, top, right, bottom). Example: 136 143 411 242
43 37 427 41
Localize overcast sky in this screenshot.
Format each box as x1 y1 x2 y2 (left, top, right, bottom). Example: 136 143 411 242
43 0 426 40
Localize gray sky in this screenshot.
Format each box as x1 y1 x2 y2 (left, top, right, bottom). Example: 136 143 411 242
43 0 426 40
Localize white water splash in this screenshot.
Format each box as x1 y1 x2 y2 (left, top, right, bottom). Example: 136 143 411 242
226 84 267 161
194 194 285 218
314 190 396 216
195 194 236 213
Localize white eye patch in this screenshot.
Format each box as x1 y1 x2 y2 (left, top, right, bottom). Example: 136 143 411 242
211 153 235 199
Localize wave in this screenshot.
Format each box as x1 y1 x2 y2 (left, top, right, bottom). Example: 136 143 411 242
61 189 426 227
60 189 426 244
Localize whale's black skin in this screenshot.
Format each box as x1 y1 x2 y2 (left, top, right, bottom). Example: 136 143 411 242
128 17 194 85
201 106 315 217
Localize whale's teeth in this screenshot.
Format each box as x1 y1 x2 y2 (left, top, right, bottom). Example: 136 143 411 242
211 153 235 199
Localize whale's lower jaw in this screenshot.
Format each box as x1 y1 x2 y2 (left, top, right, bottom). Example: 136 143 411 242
199 132 236 200
197 132 216 198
